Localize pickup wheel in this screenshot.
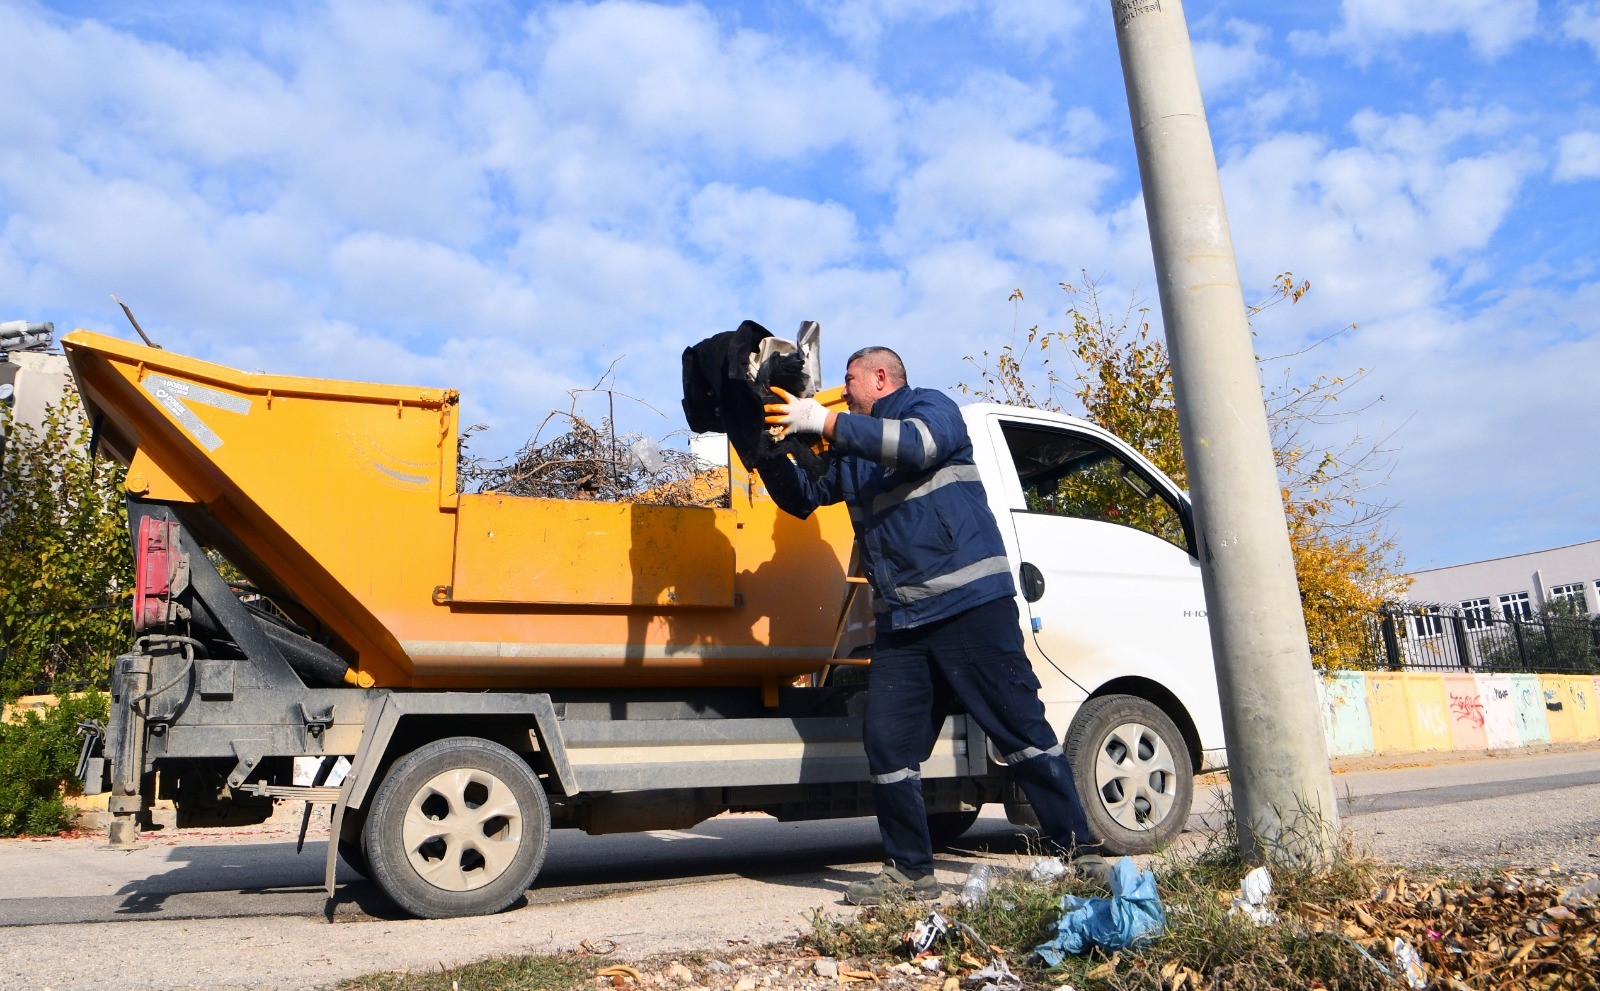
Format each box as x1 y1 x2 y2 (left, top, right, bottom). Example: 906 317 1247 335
926 807 981 849
364 737 550 919
1063 695 1193 856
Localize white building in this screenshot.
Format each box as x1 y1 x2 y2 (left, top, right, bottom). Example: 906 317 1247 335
1406 540 1600 620
1394 541 1600 670
1 349 74 437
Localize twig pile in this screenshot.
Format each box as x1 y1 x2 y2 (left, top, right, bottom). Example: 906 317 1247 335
459 414 727 508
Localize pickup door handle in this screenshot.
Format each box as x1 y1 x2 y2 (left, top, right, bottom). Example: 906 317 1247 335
1019 562 1045 603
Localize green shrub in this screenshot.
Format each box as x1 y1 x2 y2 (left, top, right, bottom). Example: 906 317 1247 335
0 690 109 836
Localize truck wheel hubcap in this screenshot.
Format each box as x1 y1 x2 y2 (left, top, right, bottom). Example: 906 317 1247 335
1095 721 1177 830
402 767 523 891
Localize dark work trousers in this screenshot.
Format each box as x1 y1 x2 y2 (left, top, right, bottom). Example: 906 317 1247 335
863 595 1096 878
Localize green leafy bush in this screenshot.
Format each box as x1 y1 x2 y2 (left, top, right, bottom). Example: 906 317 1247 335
1 392 132 703
0 690 109 836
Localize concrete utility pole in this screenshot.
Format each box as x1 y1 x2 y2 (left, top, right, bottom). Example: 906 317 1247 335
1107 0 1339 863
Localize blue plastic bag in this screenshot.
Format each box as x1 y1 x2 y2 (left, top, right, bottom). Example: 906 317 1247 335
1033 857 1166 966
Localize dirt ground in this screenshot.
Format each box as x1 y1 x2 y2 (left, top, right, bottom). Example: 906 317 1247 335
3 743 1598 991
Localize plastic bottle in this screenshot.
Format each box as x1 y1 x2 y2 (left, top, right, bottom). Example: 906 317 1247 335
1560 877 1600 907
960 864 993 907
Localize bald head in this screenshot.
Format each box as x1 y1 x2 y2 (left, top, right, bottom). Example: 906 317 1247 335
846 346 907 386
843 346 908 415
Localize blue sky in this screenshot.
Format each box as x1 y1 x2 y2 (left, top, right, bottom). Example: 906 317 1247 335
3 0 1598 571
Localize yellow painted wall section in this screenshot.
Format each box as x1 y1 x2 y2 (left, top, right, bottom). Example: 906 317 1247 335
1539 675 1580 743
1558 675 1600 741
0 694 57 724
1364 673 1415 754
1401 673 1453 752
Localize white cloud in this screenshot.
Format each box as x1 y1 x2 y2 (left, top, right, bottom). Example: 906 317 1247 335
1193 19 1274 98
1217 107 1537 347
1356 281 1600 567
1554 130 1600 181
329 234 541 337
805 0 1095 53
885 73 1116 263
687 185 862 273
985 0 1097 54
1565 2 1600 57
533 2 897 167
1295 0 1539 61
2 0 1598 573
807 0 969 48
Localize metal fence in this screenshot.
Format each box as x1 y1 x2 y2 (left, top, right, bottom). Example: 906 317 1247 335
1330 601 1600 675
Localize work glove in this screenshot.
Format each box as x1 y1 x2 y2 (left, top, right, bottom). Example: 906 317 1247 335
764 386 829 437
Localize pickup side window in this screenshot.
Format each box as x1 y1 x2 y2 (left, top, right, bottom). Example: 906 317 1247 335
1000 422 1191 555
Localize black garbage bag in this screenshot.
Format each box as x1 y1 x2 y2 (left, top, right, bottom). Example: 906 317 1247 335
681 320 829 480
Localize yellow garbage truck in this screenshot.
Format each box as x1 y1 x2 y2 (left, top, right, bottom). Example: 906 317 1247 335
66 329 1226 919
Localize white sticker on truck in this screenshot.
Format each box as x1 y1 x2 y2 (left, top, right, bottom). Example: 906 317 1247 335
142 374 251 451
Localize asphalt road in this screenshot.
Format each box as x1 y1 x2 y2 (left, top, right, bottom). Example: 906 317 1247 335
1 744 1597 991
3 744 1598 929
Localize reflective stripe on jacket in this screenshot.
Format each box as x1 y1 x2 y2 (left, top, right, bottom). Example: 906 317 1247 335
764 386 1016 632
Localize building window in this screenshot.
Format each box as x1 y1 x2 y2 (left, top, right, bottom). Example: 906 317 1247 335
1411 606 1446 638
1548 582 1588 614
1498 591 1532 620
1461 597 1494 630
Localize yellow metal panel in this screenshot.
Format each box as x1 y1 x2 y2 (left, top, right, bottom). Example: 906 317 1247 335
450 496 737 607
64 330 857 694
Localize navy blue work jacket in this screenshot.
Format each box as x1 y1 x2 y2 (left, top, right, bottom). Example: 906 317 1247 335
764 386 1017 633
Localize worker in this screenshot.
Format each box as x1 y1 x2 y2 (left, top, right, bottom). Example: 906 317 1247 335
761 346 1103 906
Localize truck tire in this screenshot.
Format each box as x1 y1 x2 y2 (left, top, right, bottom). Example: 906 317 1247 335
1063 694 1193 856
926 808 981 849
364 737 550 919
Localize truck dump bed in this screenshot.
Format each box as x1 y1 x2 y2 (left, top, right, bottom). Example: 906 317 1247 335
65 331 856 695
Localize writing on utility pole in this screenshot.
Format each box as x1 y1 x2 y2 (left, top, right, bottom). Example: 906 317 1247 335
1113 0 1161 26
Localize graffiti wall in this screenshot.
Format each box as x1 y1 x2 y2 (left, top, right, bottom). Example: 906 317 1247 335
1313 670 1599 758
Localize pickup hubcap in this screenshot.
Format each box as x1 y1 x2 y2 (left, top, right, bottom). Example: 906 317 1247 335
1094 720 1177 830
402 767 523 891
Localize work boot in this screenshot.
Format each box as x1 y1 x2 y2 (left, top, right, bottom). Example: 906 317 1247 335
1070 853 1114 886
844 862 941 906
1040 836 1114 887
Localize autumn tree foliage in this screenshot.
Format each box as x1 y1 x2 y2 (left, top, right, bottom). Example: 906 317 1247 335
0 392 132 702
962 276 1409 670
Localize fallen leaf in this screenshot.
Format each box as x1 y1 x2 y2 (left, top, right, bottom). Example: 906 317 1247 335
1085 952 1120 980
597 965 642 982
